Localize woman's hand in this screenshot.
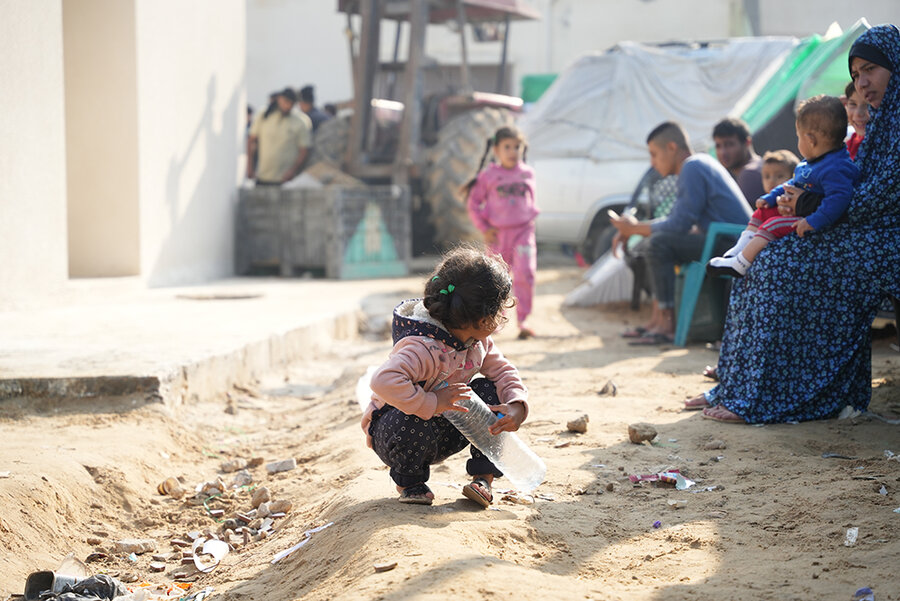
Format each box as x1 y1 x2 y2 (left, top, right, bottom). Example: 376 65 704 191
777 184 800 216
488 401 526 434
434 383 471 415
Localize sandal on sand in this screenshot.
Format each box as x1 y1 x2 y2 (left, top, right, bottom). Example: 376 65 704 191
684 394 710 411
702 365 719 381
398 483 433 505
701 406 745 424
462 478 493 509
621 326 648 339
628 332 674 346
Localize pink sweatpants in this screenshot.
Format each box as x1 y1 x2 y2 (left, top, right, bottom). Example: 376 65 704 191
488 223 536 325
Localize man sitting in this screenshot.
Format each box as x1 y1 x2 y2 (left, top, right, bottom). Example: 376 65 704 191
713 117 764 207
611 121 751 344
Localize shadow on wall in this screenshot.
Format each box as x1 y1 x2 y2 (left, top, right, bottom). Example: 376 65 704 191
148 73 242 287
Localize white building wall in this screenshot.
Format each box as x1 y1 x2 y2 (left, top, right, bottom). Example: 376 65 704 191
246 0 351 110
134 0 247 286
756 0 899 37
0 0 69 302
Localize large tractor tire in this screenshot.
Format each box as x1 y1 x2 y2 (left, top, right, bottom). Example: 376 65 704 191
423 107 516 249
309 115 351 167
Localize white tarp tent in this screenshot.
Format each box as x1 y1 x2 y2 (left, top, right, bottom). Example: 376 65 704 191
521 37 798 160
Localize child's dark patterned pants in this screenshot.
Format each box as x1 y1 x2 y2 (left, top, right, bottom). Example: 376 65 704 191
369 378 504 487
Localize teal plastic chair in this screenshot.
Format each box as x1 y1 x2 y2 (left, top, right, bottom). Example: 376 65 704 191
673 222 746 347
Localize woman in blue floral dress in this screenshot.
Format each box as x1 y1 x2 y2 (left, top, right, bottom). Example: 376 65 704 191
696 24 900 424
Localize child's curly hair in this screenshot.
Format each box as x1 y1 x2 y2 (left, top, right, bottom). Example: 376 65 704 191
423 246 515 331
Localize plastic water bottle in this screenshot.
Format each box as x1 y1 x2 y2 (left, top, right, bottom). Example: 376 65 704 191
439 385 547 493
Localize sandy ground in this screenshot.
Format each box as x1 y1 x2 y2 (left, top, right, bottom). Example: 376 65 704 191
2 267 899 601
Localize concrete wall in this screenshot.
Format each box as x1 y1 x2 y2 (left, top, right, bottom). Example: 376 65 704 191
134 0 246 286
64 0 141 278
0 0 69 300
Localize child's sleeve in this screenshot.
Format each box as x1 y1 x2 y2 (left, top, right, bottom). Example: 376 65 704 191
369 339 441 420
805 160 860 230
466 174 492 232
760 184 785 207
479 338 529 419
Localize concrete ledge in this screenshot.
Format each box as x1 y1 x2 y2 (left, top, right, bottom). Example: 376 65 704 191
0 276 420 408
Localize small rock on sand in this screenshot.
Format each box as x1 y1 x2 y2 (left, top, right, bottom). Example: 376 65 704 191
567 414 589 434
628 423 657 444
703 439 727 450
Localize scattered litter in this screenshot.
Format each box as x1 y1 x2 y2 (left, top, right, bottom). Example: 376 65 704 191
157 477 185 499
0 471 10 478
598 380 617 397
703 440 727 450
192 538 229 573
893 507 900 514
687 486 723 494
885 450 899 462
149 561 166 572
536 493 555 501
838 405 863 419
115 539 156 555
668 438 678 443
652 520 662 529
271 522 334 564
667 499 687 509
591 464 606 468
879 485 888 495
488 506 501 512
566 414 589 434
373 561 398 573
266 458 298 474
553 441 571 448
127 553 138 563
869 413 900 425
627 423 657 444
844 527 859 547
852 587 875 601
501 493 535 505
535 437 553 443
821 452 857 460
628 470 695 490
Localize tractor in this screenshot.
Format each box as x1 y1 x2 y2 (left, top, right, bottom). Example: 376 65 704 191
311 0 541 252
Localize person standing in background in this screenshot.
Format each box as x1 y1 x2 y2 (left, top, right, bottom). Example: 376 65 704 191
299 85 332 133
246 87 312 185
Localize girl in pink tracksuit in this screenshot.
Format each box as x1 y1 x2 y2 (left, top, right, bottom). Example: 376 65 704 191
361 247 530 508
466 126 539 339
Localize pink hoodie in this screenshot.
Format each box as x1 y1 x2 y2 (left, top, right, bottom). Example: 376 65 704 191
467 162 538 231
361 299 529 448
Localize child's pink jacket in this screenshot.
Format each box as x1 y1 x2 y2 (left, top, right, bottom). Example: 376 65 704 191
361 299 529 448
467 162 539 231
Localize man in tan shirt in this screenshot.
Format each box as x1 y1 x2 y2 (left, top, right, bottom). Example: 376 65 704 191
246 88 312 185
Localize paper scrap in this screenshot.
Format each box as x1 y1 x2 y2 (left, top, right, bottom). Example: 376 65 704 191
192 538 229 573
271 522 334 564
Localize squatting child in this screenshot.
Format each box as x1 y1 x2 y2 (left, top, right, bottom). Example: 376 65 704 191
361 247 530 508
707 95 860 278
465 126 539 339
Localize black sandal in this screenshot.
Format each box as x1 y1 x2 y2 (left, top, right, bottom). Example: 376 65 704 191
462 478 493 508
398 483 433 505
